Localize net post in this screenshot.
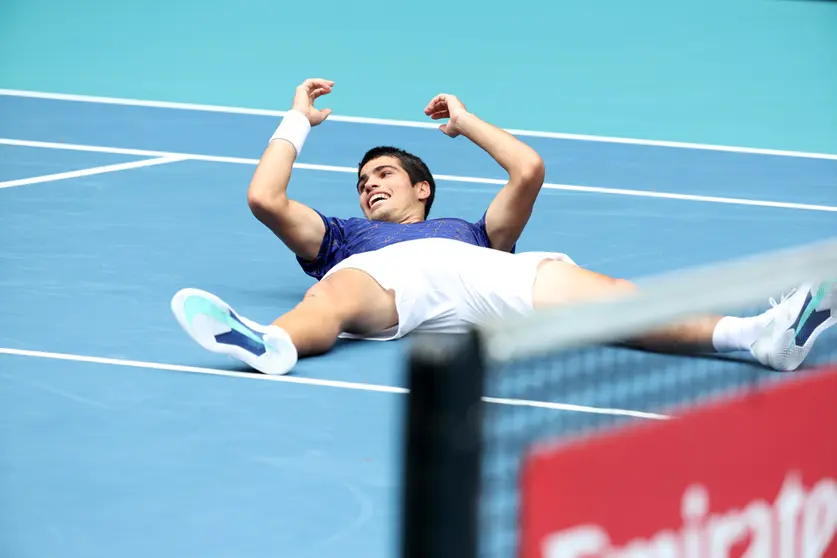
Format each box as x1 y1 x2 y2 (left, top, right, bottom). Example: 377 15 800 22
400 329 486 558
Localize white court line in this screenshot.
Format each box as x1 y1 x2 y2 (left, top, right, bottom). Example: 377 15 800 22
0 156 187 189
0 138 259 164
2 138 836 212
2 88 837 161
0 347 670 420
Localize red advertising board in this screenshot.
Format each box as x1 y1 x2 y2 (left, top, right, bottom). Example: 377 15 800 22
520 367 837 558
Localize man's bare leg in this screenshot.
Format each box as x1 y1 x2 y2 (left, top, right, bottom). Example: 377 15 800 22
532 260 725 354
272 268 398 356
531 260 836 370
171 268 398 375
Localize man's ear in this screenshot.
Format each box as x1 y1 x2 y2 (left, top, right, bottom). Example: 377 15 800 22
415 181 431 201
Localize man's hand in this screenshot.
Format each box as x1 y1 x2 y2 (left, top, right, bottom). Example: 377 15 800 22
291 78 334 126
424 93 469 137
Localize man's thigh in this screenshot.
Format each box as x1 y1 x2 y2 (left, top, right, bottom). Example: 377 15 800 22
307 268 399 335
532 260 637 309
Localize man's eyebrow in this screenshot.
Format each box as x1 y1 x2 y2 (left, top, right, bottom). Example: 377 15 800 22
357 165 399 189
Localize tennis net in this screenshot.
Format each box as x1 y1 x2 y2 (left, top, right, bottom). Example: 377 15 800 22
399 238 837 558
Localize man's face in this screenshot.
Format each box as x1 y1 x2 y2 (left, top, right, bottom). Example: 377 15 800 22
357 156 428 222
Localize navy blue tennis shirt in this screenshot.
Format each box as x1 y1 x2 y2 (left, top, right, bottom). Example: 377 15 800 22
297 209 498 280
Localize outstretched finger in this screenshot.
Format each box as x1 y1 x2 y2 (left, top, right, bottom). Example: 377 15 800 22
310 85 333 100
302 78 335 91
424 93 449 114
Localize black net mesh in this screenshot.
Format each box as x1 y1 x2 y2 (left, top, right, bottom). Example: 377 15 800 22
478 328 837 558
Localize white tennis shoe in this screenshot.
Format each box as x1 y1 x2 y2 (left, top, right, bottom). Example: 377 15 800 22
170 288 298 375
750 281 837 371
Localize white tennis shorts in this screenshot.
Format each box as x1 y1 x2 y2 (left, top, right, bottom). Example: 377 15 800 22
322 238 576 340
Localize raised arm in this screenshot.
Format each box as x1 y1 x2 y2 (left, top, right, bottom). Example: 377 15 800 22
425 94 545 252
247 79 334 261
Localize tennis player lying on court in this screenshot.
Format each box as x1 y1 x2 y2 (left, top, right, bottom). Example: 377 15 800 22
171 78 836 376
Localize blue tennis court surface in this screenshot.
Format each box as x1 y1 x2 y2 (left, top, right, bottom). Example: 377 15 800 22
1 93 836 558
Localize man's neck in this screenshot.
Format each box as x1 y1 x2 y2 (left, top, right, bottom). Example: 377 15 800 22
374 210 424 225
399 214 424 225
401 205 427 224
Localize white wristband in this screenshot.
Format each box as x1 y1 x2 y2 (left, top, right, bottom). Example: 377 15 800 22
270 110 311 156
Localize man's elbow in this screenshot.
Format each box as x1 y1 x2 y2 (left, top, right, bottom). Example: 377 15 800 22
247 189 288 222
518 155 545 187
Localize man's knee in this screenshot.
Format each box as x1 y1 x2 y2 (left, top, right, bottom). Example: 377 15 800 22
610 277 638 294
303 281 333 301
300 280 347 320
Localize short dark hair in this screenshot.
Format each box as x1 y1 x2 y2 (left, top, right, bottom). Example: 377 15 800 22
358 146 436 218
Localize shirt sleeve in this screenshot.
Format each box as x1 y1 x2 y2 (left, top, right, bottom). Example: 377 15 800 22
473 212 517 253
296 210 348 280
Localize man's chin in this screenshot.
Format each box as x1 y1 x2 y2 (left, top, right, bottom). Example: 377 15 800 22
367 207 393 222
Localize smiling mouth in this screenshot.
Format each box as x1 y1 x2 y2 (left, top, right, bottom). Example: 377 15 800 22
368 193 390 210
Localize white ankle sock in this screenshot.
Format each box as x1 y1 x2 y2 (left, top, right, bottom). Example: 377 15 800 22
261 325 299 375
711 314 772 353
265 325 296 350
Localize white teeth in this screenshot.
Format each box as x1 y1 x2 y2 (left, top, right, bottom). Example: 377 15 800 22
370 193 390 207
